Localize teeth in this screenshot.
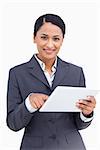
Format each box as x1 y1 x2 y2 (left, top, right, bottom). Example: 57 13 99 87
44 49 54 51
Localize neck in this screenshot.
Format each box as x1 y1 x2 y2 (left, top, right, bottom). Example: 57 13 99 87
36 54 56 71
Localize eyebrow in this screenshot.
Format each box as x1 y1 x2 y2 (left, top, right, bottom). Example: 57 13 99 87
40 33 61 37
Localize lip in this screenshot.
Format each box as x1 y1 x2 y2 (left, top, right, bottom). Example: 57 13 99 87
43 48 55 54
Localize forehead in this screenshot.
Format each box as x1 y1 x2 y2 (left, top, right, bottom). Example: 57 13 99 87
37 22 63 36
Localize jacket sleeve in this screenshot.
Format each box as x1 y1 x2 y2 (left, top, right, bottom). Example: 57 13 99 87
6 69 35 131
73 68 93 130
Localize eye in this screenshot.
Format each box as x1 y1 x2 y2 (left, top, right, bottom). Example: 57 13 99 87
41 36 48 40
53 37 60 41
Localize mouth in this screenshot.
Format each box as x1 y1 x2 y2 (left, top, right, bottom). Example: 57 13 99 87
43 48 55 54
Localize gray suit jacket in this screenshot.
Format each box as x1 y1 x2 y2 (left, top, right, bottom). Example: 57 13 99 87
7 55 92 150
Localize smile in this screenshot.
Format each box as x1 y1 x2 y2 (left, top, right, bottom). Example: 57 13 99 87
43 49 55 53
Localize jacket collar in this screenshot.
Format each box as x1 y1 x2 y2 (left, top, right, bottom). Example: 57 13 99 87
27 55 69 90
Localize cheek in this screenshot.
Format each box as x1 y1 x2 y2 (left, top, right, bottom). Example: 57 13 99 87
36 40 46 47
56 43 62 49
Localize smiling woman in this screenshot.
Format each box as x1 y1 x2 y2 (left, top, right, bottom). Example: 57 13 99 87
34 22 63 70
33 14 65 70
6 13 96 150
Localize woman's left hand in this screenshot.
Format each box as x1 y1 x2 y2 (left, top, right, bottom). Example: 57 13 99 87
76 96 96 116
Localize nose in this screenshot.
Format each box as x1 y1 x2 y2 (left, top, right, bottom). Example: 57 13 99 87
46 39 54 48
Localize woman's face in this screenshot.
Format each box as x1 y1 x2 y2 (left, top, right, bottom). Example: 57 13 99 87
34 22 63 61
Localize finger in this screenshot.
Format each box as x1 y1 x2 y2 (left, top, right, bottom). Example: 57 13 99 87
78 98 96 109
33 98 42 109
76 102 92 112
78 100 93 107
32 102 38 109
29 96 38 109
38 99 45 106
41 94 49 101
30 98 38 109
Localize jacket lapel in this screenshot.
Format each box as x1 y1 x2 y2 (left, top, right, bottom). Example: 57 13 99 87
27 55 50 88
27 55 70 90
52 57 69 90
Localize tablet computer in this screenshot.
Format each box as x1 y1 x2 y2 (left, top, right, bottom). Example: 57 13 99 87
39 86 99 112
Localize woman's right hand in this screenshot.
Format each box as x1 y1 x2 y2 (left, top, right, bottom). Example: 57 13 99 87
29 93 49 109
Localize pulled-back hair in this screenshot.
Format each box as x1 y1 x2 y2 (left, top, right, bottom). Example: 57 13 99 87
34 14 66 38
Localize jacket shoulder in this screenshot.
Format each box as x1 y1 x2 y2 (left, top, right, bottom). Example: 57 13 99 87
59 57 82 71
9 55 36 72
9 61 28 72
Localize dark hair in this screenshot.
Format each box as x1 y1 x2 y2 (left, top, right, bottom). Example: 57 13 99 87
34 14 66 38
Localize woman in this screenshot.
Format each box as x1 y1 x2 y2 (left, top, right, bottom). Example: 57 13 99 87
7 14 96 150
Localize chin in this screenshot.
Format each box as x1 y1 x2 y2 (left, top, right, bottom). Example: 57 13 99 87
44 54 56 60
44 51 57 58
38 51 57 61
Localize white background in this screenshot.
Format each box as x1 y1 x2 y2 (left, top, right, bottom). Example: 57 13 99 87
0 0 100 150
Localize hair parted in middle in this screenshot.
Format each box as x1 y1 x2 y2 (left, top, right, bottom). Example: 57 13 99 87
34 14 66 38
